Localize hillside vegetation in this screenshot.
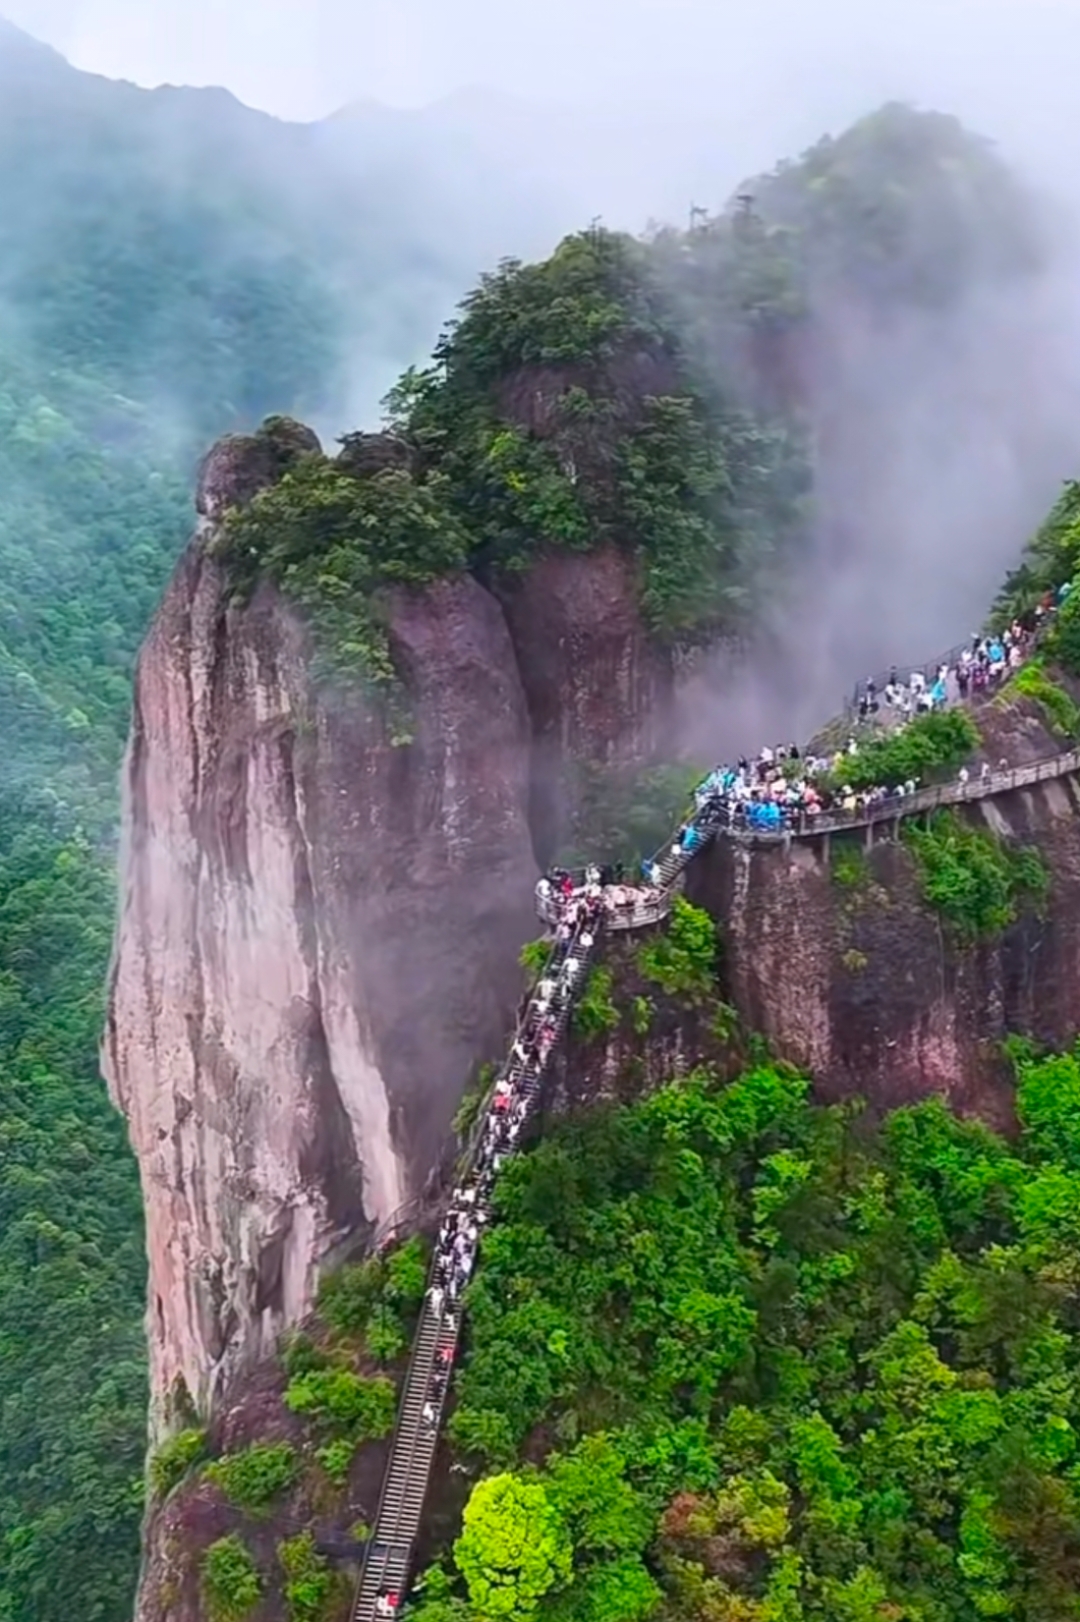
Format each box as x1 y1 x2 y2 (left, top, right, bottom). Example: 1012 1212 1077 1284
0 48 1063 1622
427 1049 1080 1622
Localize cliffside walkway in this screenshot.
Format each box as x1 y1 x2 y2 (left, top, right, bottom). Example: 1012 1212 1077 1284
352 919 600 1622
713 746 1080 845
353 701 1080 1621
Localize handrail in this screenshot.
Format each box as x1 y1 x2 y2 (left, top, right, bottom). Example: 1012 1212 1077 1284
723 747 1080 844
358 629 1080 1617
350 911 602 1622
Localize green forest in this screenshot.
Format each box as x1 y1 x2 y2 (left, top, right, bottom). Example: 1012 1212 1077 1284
0 22 1071 1619
423 1050 1080 1622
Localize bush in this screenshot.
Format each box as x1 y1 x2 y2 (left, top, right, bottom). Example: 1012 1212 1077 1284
1051 585 1080 677
455 1474 573 1619
315 1437 357 1486
637 896 718 1004
201 1535 262 1622
284 1369 396 1440
365 1304 408 1364
214 459 470 694
835 708 980 791
1005 658 1080 738
519 937 551 981
572 966 620 1041
149 1426 207 1498
903 810 1048 940
281 1331 329 1380
206 1441 298 1514
278 1532 346 1622
317 1257 384 1339
383 1234 427 1313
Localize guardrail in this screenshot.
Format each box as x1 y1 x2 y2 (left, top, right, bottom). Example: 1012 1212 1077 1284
536 880 682 932
728 747 1080 843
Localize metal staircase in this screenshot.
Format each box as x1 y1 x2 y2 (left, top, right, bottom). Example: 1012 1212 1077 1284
350 717 1080 1619
351 918 598 1622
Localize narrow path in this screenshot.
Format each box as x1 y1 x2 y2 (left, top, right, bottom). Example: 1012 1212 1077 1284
352 712 1080 1622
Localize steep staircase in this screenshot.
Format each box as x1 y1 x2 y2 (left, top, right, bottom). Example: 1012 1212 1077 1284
352 676 1080 1619
351 920 598 1622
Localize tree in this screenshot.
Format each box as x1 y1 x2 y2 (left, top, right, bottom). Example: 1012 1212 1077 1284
454 1474 573 1618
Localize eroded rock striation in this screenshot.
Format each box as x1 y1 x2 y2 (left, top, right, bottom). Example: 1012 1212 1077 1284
103 431 539 1427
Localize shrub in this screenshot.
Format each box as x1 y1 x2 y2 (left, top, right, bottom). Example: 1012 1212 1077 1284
284 1369 396 1440
201 1535 262 1622
365 1304 407 1364
632 995 654 1036
1005 658 1080 737
383 1234 427 1313
278 1531 346 1622
572 966 620 1041
206 1441 298 1514
214 458 470 693
637 896 718 1004
834 708 980 791
903 810 1048 940
454 1473 573 1619
831 843 868 889
317 1257 383 1339
281 1331 329 1380
1050 586 1080 678
519 937 552 980
149 1426 207 1498
315 1436 357 1486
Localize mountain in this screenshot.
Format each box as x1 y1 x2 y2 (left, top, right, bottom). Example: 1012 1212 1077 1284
1 19 1079 1619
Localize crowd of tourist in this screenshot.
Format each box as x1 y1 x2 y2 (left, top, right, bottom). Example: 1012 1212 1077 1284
652 613 1057 845
369 595 1070 1614
369 874 607 1611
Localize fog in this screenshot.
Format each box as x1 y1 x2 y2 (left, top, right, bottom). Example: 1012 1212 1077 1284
6 0 1080 752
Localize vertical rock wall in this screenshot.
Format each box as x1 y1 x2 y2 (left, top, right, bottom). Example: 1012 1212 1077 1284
103 467 538 1426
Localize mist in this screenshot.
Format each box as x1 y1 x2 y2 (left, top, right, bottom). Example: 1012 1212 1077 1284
5 0 1080 774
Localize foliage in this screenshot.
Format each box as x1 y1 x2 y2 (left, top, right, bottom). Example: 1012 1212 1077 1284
284 1368 396 1441
386 225 810 648
520 937 553 981
444 1053 1080 1621
636 896 718 1004
214 454 470 692
315 1233 426 1362
833 707 980 791
0 797 147 1622
201 1535 263 1622
205 1441 298 1515
830 842 868 889
149 1427 208 1499
278 1531 347 1622
1005 657 1080 737
1051 583 1080 678
454 1062 496 1139
993 481 1080 625
454 1474 573 1619
573 966 620 1042
903 810 1049 940
315 1437 357 1487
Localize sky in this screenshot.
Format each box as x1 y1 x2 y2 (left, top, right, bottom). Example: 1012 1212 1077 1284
3 0 1080 171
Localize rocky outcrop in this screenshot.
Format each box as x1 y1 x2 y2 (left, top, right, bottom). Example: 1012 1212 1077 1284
103 434 538 1430
497 544 673 861
687 692 1080 1131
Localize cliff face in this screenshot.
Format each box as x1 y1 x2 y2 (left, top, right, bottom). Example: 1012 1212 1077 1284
103 439 539 1427
688 694 1080 1132
497 544 672 862
104 417 681 1433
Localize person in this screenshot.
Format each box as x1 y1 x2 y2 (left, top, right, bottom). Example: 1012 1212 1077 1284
422 1401 437 1428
